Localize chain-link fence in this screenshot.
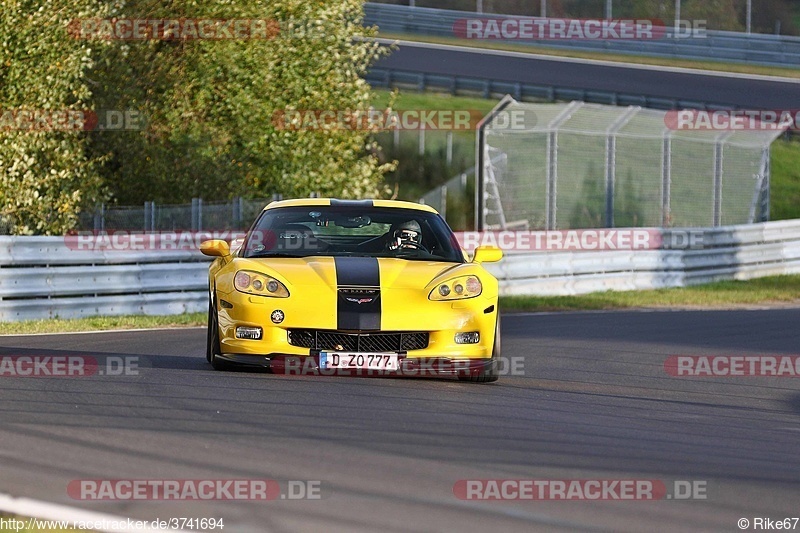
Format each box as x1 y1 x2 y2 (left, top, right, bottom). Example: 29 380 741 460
76 197 284 232
477 98 788 230
419 169 474 231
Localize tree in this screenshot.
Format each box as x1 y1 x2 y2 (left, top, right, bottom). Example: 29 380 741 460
89 0 394 206
0 0 110 234
1 0 394 234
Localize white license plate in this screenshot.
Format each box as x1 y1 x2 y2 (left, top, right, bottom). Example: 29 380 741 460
319 352 399 370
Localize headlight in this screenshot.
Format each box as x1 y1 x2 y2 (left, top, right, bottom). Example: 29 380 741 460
429 275 482 301
234 270 289 297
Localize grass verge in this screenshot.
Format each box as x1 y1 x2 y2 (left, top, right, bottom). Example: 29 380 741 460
379 32 800 79
0 312 205 336
371 89 499 115
500 274 800 312
770 137 800 221
1 276 799 334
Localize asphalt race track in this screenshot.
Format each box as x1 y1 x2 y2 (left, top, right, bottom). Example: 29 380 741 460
1 309 800 532
374 40 800 110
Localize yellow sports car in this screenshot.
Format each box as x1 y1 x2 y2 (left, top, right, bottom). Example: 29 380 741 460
200 198 503 382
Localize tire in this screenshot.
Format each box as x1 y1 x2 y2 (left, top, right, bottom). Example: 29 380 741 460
206 296 229 371
206 299 214 363
459 315 500 383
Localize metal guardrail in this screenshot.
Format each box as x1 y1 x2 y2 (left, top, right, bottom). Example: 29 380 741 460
482 219 800 296
364 68 728 112
1 220 798 321
365 3 800 67
0 237 211 321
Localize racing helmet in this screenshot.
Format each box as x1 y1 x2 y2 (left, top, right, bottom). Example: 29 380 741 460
389 219 422 250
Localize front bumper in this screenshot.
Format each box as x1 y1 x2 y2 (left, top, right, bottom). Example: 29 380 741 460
214 287 499 362
214 352 497 378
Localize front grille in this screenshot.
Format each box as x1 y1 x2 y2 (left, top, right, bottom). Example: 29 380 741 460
288 329 429 352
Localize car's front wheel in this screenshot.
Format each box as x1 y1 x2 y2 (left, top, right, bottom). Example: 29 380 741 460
206 297 229 371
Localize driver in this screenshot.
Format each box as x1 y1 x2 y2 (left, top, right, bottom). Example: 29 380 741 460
387 220 423 251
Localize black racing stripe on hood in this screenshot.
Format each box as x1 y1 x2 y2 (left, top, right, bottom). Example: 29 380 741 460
334 256 381 331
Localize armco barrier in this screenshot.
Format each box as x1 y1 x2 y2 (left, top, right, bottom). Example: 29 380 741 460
481 219 800 296
364 67 727 112
1 220 799 321
0 236 211 322
364 3 800 68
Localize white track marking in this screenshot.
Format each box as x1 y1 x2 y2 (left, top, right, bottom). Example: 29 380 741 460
0 492 178 532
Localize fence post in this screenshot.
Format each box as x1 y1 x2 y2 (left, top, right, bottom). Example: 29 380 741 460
713 144 722 226
93 203 105 232
762 149 771 222
605 107 639 228
143 201 151 231
191 198 203 231
712 132 733 227
545 132 554 229
545 101 583 229
604 134 615 228
232 197 243 228
661 135 672 226
446 131 453 166
476 95 516 231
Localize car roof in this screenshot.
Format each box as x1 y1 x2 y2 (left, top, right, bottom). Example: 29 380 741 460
263 198 439 214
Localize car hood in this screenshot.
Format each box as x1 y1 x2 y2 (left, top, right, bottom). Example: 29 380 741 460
234 256 468 290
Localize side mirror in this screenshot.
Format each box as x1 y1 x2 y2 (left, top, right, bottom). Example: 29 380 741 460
472 245 503 263
200 239 231 257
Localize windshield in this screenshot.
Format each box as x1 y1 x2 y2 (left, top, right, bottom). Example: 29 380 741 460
241 206 464 263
